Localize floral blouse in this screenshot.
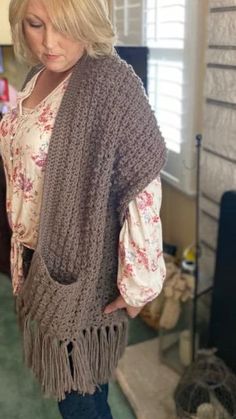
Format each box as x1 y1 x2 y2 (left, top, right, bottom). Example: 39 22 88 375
0 69 166 306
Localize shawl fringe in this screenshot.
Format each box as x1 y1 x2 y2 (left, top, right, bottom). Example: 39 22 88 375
17 305 128 401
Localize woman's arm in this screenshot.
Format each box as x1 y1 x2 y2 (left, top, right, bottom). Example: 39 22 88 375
104 175 166 317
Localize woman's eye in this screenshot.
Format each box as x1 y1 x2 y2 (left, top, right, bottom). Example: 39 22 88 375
28 22 43 28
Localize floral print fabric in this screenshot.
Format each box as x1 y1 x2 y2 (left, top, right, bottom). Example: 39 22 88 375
0 70 70 294
118 176 166 307
0 70 166 305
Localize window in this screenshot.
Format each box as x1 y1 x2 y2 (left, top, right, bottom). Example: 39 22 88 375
113 0 203 195
113 0 144 45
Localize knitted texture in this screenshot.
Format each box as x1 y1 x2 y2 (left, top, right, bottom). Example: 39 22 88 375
17 52 167 400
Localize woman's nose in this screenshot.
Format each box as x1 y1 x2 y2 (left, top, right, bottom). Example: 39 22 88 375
42 27 58 50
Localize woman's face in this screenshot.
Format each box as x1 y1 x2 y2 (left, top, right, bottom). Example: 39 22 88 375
23 0 86 73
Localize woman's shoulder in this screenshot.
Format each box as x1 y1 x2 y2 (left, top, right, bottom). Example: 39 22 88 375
89 52 143 91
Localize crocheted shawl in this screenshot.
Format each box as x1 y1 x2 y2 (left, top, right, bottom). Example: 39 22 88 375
16 52 167 401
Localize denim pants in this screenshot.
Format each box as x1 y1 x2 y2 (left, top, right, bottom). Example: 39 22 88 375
58 384 113 419
22 246 113 419
57 341 113 418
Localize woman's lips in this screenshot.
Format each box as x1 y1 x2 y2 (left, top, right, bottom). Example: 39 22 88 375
45 54 61 60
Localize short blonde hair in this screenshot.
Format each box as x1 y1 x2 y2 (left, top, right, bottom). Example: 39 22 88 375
9 0 116 65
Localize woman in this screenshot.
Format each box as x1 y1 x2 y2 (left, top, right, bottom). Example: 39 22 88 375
0 0 167 417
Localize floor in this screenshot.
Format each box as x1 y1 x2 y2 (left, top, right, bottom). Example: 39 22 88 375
0 274 157 419
116 338 179 419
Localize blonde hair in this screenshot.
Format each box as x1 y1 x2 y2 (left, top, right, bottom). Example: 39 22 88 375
9 0 116 65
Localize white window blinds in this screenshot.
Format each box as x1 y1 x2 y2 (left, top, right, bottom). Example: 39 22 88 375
113 0 202 195
145 0 185 49
113 0 144 45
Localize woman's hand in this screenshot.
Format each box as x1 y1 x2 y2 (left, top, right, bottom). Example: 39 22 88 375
104 295 144 318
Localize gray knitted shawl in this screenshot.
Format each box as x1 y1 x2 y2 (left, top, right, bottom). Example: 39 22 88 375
17 52 167 401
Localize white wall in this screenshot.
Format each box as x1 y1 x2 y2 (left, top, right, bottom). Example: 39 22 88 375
200 0 236 283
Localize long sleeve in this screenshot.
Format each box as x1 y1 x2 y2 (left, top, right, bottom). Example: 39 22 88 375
117 175 166 307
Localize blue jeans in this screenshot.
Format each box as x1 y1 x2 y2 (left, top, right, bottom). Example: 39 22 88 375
58 384 113 419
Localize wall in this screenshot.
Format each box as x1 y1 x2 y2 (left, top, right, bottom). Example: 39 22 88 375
161 180 196 258
199 0 236 283
0 0 11 45
1 46 28 90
